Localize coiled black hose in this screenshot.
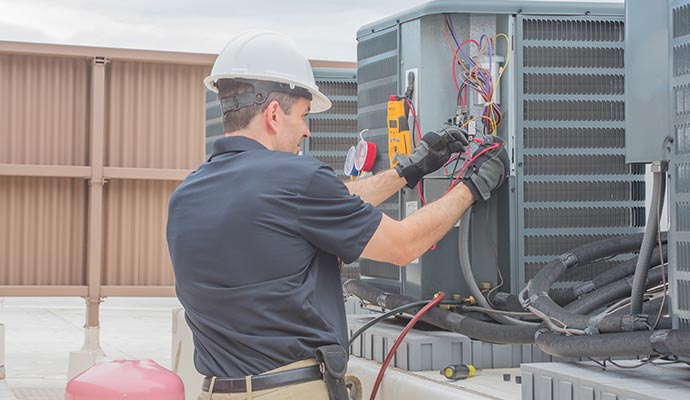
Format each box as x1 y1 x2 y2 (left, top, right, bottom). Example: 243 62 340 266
526 234 668 333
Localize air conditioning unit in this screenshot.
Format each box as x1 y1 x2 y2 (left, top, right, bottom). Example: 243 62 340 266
356 0 644 299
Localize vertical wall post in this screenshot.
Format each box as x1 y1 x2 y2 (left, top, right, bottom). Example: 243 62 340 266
68 56 108 379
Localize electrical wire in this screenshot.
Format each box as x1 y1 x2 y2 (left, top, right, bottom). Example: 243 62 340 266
348 300 432 347
404 98 422 142
445 140 500 193
444 15 508 136
348 299 464 347
369 292 446 400
459 305 535 318
483 203 505 306
492 33 511 96
606 356 665 369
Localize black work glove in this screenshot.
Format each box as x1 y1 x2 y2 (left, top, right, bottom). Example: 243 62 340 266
462 136 510 202
394 128 468 189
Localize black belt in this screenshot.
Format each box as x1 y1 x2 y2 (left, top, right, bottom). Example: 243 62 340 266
202 365 323 393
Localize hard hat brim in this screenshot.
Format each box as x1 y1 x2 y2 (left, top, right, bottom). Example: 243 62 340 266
204 74 332 114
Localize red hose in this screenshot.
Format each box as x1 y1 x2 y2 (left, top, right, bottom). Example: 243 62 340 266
369 292 446 400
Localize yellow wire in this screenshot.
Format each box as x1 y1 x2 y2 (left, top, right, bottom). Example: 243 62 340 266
493 33 511 97
461 115 496 135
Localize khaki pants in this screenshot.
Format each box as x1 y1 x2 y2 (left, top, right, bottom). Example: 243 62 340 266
198 359 330 400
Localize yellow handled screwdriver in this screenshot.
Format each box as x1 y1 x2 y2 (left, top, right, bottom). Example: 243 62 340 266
440 364 476 381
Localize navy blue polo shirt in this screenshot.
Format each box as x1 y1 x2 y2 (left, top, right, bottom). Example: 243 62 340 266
166 136 382 378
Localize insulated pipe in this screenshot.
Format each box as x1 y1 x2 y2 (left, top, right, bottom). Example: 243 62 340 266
606 296 671 330
588 247 665 293
494 244 665 311
343 279 538 344
527 234 663 333
458 210 536 326
565 265 665 315
535 328 690 359
630 169 666 315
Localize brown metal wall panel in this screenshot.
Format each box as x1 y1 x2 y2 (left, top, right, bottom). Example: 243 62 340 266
0 176 87 285
102 179 178 286
0 54 90 166
104 61 209 169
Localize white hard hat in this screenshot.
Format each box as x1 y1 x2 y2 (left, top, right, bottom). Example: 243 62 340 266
205 30 332 113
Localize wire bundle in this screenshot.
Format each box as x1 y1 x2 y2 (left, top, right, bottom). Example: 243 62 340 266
444 15 510 136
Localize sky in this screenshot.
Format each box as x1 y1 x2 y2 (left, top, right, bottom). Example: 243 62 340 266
0 0 426 61
0 0 622 62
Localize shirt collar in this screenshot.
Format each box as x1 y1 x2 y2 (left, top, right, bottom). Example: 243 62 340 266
210 136 268 160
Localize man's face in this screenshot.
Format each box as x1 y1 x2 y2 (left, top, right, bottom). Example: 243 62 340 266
276 97 311 154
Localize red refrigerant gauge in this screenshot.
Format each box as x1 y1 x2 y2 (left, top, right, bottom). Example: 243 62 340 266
354 140 376 173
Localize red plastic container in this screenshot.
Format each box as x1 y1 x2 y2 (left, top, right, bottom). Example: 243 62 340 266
65 359 184 400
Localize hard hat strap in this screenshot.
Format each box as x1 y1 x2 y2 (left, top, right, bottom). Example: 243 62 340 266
219 79 312 113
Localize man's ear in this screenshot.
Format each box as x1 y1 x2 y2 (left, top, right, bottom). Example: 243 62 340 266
263 100 281 134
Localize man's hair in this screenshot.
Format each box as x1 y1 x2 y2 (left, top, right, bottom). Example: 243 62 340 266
216 79 301 133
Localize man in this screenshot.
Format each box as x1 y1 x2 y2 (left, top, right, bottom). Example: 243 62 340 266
167 30 508 400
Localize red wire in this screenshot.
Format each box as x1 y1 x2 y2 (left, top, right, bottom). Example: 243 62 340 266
369 292 446 400
404 97 429 229
445 142 500 194
403 98 422 141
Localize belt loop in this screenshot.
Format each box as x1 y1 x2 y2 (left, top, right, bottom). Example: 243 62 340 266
208 376 217 395
245 375 253 400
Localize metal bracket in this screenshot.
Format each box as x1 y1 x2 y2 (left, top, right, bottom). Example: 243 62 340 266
651 160 668 173
89 178 108 185
92 56 109 65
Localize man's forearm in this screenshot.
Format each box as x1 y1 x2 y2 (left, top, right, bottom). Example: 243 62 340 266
359 182 475 266
398 183 475 262
344 169 406 206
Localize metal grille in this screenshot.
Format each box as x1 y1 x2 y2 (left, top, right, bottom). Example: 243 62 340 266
525 259 627 283
676 84 690 116
676 124 690 154
524 234 620 257
674 43 690 76
517 15 643 286
679 280 690 311
356 27 400 287
524 127 624 148
524 181 644 202
677 201 690 232
674 3 690 39
523 155 640 175
522 19 624 42
678 241 690 272
308 118 357 133
677 163 690 193
681 318 690 330
357 27 398 133
307 136 355 153
670 0 690 335
304 70 358 180
524 207 645 229
523 47 624 68
524 74 624 95
524 100 625 121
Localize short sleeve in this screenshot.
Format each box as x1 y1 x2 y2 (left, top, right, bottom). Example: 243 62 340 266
297 165 383 264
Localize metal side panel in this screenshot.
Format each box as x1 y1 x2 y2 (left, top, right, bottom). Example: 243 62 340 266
670 0 690 356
